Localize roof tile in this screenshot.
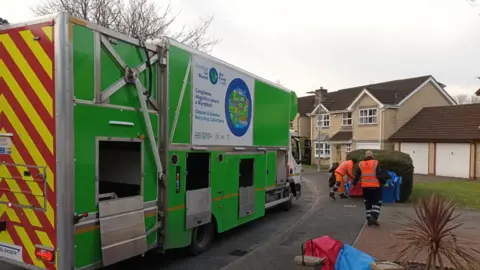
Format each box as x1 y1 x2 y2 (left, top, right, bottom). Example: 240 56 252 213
330 131 353 141
389 103 480 142
298 95 315 115
321 75 432 111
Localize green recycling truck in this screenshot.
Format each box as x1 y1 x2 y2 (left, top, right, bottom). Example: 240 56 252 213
0 12 301 270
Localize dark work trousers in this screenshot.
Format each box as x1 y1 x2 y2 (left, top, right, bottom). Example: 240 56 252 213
362 187 382 220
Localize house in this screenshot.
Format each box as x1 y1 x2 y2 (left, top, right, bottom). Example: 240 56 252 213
389 103 480 179
306 75 457 167
291 95 315 138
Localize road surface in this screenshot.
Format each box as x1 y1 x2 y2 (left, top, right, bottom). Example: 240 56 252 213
0 172 327 270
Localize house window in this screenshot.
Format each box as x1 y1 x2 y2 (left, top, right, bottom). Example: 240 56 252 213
342 112 352 126
317 114 330 128
345 144 351 153
359 108 377 124
315 142 330 158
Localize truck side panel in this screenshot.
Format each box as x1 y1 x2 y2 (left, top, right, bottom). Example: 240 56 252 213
70 23 159 269
0 22 57 269
253 81 291 147
164 151 267 249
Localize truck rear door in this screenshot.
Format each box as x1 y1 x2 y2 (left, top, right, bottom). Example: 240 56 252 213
0 20 57 270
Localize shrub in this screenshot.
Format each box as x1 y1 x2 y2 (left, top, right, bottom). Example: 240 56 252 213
390 194 480 269
346 149 414 202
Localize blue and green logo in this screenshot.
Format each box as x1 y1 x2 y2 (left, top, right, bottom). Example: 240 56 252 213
209 67 218 85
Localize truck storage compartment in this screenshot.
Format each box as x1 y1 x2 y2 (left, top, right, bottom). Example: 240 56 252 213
239 158 255 218
96 139 147 266
97 140 142 200
186 153 211 229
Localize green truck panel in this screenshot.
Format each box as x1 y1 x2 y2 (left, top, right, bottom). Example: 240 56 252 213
67 17 298 269
168 45 192 144
253 81 291 147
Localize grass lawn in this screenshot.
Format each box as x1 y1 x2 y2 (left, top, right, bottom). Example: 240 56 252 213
411 181 480 209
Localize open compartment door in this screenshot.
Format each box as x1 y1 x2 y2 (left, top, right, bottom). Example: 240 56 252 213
96 139 147 266
185 153 212 229
239 158 255 218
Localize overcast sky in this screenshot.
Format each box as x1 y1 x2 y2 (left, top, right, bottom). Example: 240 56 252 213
4 0 480 97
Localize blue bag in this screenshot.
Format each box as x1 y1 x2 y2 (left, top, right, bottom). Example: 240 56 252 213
335 244 375 270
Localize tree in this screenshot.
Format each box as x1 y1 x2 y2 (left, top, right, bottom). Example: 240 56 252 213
0 17 9 25
453 94 480 104
32 0 220 53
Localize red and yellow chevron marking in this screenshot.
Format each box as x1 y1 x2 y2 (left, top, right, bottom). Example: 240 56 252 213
0 22 57 270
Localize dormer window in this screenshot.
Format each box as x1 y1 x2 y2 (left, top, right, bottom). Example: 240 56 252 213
342 112 352 126
359 108 377 124
317 114 330 128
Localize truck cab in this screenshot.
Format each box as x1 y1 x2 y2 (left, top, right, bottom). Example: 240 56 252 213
288 130 302 199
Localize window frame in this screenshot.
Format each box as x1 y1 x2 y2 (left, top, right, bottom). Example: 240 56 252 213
317 113 330 128
345 144 351 153
342 112 352 126
359 108 378 124
316 142 330 158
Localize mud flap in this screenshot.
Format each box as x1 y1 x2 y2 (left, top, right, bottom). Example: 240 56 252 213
186 188 212 230
99 196 147 266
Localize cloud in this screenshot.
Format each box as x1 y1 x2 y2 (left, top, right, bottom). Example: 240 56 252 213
5 0 480 97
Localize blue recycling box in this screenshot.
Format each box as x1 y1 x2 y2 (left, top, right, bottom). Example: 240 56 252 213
381 171 402 204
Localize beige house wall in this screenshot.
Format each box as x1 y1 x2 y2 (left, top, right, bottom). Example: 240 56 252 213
297 115 311 138
381 108 398 141
395 82 453 131
475 143 480 179
428 143 435 175
351 94 380 141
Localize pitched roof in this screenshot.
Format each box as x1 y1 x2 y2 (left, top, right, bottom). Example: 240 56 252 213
320 75 432 111
298 95 315 115
329 131 352 141
389 103 480 142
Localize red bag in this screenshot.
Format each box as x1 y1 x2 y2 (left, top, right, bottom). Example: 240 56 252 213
349 183 363 197
302 236 344 270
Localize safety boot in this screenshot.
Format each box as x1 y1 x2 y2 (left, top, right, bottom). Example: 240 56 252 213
370 217 380 227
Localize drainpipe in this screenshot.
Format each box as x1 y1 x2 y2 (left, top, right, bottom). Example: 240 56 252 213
379 107 387 149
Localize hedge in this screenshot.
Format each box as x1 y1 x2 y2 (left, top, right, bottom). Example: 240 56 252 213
346 149 414 202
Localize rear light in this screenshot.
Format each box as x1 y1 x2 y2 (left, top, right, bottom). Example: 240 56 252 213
35 247 55 263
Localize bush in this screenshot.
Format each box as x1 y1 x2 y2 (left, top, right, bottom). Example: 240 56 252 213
346 149 414 202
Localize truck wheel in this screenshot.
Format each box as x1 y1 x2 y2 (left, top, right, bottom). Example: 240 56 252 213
282 195 293 211
189 222 215 255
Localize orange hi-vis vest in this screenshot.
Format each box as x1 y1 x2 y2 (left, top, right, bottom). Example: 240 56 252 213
335 160 354 179
358 160 380 188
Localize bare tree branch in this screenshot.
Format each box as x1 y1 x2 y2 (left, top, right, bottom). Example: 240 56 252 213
454 94 480 104
31 0 219 52
0 17 9 25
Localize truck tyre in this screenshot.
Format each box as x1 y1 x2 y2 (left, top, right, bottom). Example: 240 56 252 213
282 195 293 211
189 222 215 255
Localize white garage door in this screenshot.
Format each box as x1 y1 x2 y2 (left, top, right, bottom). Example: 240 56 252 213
400 143 429 175
355 143 381 150
436 143 470 179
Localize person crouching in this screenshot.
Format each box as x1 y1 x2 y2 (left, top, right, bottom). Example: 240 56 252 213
329 158 357 199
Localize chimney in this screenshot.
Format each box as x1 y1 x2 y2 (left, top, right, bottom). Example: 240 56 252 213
311 87 327 107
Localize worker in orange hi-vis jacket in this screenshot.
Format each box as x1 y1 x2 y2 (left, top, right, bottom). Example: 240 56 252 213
329 158 358 200
351 150 388 227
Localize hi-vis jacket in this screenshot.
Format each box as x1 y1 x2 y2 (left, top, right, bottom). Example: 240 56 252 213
352 157 387 188
334 160 355 180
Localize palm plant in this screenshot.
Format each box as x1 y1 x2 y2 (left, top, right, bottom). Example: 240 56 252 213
389 194 480 270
